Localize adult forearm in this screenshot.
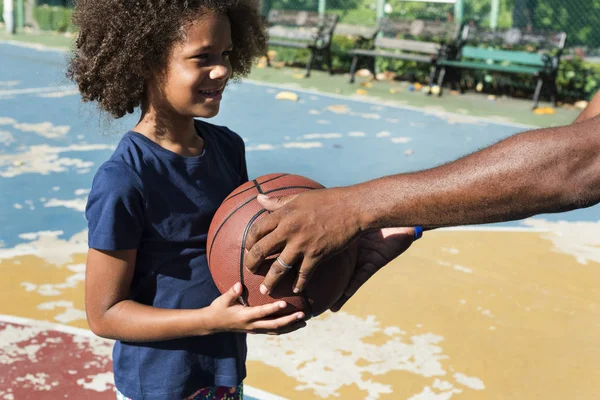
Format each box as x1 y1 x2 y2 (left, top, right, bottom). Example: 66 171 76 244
575 91 600 123
354 117 600 230
89 300 214 342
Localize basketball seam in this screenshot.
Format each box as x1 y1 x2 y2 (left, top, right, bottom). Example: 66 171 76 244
222 174 289 203
253 179 264 195
239 209 268 306
208 185 319 268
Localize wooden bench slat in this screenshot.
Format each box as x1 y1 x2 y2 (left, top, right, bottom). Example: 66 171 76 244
350 49 433 63
461 46 546 67
334 23 378 39
268 26 317 41
268 39 312 49
375 37 440 54
440 59 542 75
380 18 457 40
267 10 321 27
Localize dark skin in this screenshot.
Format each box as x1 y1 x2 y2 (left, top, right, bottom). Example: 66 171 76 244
245 93 600 300
575 91 600 123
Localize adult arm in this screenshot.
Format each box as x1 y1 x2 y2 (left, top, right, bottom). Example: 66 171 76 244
245 116 600 294
575 91 600 123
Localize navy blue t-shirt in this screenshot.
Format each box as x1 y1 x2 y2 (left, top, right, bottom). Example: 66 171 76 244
86 120 248 400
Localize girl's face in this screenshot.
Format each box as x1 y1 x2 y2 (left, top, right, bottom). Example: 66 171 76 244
150 11 233 119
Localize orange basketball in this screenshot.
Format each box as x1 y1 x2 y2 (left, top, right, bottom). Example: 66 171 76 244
207 173 357 318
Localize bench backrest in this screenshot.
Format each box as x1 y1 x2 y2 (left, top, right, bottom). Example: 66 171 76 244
458 27 567 68
461 46 546 67
463 26 567 53
375 37 441 54
373 18 460 54
334 23 379 40
267 10 338 43
379 18 460 42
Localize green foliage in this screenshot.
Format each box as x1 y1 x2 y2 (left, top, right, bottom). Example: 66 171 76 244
530 0 600 50
556 58 600 100
328 8 377 26
34 5 74 32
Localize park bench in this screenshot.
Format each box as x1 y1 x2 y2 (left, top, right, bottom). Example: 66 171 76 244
347 18 464 86
265 9 339 77
435 27 567 109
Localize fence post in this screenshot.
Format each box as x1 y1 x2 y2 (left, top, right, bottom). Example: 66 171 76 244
454 0 464 24
376 0 385 22
3 0 15 33
17 0 25 30
318 0 326 15
490 0 500 30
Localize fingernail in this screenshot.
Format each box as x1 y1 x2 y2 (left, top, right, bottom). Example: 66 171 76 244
293 287 301 294
257 194 269 200
260 284 268 295
297 313 304 320
278 302 287 309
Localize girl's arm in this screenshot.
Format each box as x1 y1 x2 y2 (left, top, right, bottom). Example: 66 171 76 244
85 248 305 342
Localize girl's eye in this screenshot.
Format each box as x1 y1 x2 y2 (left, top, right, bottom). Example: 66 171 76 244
195 54 210 60
223 51 232 58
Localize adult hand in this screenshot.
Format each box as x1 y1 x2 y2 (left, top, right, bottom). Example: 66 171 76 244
330 227 415 312
244 188 362 295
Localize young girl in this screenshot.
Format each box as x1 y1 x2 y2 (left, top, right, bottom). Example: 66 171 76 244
67 1 306 399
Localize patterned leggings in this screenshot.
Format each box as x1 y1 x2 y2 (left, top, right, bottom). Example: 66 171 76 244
116 384 243 400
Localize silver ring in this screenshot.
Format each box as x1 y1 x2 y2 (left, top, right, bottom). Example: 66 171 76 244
276 256 293 270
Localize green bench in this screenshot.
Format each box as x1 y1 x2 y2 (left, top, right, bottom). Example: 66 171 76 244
436 27 567 108
347 18 465 86
265 10 339 77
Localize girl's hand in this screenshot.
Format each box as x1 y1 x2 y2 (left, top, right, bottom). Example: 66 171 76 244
208 283 306 335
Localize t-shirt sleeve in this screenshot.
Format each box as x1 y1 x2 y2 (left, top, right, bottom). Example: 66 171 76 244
86 161 145 250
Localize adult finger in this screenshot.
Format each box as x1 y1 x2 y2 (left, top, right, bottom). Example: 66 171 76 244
292 255 319 294
262 320 307 336
330 264 377 313
256 193 298 212
245 229 286 274
330 295 349 313
259 249 301 295
344 263 378 297
244 215 280 271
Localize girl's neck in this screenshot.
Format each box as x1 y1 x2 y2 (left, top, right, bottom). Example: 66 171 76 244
134 108 205 157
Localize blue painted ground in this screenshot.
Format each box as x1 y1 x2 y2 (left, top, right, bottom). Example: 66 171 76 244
1 41 598 252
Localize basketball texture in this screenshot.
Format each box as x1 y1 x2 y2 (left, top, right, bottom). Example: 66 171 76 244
207 173 357 317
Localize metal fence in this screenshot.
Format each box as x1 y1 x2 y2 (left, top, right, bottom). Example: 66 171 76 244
2 0 598 55
260 0 600 55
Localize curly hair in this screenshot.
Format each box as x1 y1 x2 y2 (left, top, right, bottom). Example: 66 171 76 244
67 0 267 118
